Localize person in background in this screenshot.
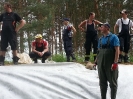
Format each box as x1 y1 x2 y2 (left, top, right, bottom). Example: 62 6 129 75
62 18 76 62
96 23 120 99
0 2 26 65
29 34 51 63
114 9 133 63
78 12 102 63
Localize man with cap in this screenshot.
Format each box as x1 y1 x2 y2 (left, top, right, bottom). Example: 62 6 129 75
62 18 76 62
78 12 102 63
96 23 120 99
114 9 133 63
29 34 51 63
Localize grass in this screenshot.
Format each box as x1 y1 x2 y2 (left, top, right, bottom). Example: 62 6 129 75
51 53 95 63
3 53 133 65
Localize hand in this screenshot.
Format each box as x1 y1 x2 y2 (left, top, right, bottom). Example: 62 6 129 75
38 52 43 57
80 27 85 32
93 62 97 70
15 28 19 32
111 63 118 71
81 28 85 32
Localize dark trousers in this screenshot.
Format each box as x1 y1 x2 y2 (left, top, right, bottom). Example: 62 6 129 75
84 35 98 61
97 49 118 99
1 31 17 51
118 35 130 53
63 40 75 61
29 51 51 60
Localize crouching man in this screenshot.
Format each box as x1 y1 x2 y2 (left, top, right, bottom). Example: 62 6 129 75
29 34 51 63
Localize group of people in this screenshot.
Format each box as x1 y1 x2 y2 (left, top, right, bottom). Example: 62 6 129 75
0 2 133 99
63 10 133 64
0 2 51 65
62 10 133 99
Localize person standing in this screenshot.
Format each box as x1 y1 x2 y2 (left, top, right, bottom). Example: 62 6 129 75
62 18 76 62
78 12 102 63
0 2 26 65
29 34 51 63
114 9 133 63
96 23 120 99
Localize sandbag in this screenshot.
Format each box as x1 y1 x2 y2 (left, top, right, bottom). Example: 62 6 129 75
17 53 33 64
85 61 95 70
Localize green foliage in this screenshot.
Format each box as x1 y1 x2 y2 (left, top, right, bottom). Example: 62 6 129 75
1 0 133 58
74 55 84 63
52 54 66 62
129 54 133 62
52 53 96 63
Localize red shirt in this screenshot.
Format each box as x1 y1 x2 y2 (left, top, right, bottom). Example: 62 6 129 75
32 40 48 48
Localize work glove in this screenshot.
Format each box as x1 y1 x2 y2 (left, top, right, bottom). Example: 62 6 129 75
111 63 118 71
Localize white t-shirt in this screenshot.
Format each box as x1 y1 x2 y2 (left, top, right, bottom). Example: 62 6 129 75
115 18 133 33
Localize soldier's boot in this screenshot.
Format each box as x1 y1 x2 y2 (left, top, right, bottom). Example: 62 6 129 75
0 55 5 66
84 56 90 63
33 58 37 63
42 56 50 63
71 54 76 62
12 56 20 65
66 56 70 62
41 58 45 63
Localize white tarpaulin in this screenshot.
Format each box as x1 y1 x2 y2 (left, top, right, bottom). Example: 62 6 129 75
0 63 133 99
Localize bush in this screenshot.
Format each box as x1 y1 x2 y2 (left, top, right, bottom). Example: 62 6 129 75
52 54 66 62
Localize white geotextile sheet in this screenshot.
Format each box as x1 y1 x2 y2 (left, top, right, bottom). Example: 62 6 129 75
0 63 133 99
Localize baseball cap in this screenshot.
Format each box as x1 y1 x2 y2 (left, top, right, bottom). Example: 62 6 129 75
102 23 110 28
62 18 70 21
120 9 127 14
35 34 42 39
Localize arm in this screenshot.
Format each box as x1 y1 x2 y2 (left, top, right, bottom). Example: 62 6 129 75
32 45 39 54
111 46 119 71
42 42 49 54
32 44 40 54
71 26 76 35
94 20 103 25
0 14 3 32
15 19 26 32
114 24 118 34
114 46 119 63
42 46 48 54
114 19 120 34
78 20 86 32
131 22 133 35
